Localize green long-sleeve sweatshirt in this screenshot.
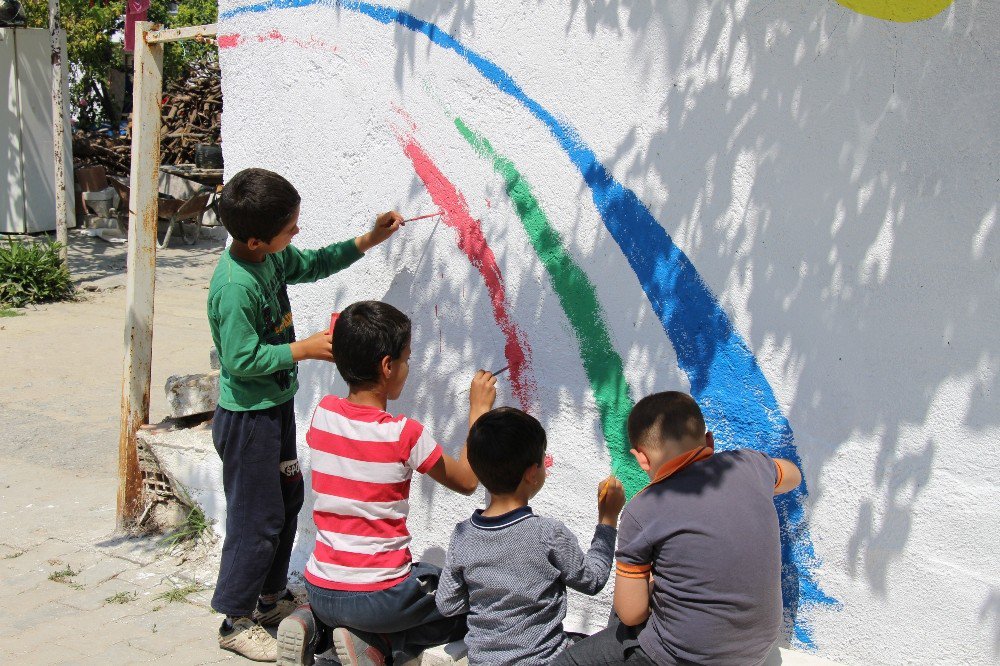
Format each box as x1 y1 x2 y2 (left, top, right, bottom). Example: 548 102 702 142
207 240 363 411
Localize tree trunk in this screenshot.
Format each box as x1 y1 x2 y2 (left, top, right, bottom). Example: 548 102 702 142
48 0 68 266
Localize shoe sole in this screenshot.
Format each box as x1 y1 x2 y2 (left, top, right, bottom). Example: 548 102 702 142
331 627 365 666
276 615 311 666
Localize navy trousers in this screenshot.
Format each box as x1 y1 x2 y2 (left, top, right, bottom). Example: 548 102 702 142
306 562 466 663
211 399 304 617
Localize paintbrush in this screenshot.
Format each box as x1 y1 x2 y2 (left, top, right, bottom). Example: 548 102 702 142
403 211 442 223
598 475 617 502
455 364 510 395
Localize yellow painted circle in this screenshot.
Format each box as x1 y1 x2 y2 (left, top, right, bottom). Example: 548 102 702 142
835 0 952 22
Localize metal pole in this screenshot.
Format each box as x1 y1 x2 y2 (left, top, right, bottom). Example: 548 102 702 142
48 0 68 263
117 21 163 528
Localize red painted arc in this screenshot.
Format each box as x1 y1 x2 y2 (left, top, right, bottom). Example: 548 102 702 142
217 33 537 412
392 127 537 410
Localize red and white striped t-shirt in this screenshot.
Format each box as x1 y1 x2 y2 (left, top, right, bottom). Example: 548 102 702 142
304 395 443 591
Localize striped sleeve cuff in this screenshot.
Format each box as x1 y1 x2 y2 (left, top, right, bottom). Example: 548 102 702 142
616 561 652 579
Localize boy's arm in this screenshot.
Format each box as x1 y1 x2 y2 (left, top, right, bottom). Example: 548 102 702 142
215 286 294 376
425 370 497 495
283 211 403 285
773 458 802 495
435 534 470 617
215 287 332 373
548 521 617 596
613 510 654 626
280 241 364 285
614 573 652 626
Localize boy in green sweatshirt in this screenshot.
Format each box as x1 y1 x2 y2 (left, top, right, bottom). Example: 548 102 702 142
207 168 403 661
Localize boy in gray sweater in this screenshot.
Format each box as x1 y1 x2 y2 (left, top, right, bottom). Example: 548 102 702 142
435 407 626 665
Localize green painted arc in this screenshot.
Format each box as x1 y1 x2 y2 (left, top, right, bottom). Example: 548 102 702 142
455 116 647 497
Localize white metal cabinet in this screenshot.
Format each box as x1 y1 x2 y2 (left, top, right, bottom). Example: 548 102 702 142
0 28 74 234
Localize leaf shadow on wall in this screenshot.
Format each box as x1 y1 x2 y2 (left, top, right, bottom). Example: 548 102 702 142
557 0 997 605
980 589 1000 661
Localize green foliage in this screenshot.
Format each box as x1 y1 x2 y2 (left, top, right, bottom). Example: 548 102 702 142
161 503 210 550
49 564 83 590
154 581 206 603
104 591 139 604
23 0 218 127
0 240 74 308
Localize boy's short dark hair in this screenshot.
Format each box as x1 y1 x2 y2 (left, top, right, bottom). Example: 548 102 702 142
627 391 706 450
334 301 411 388
218 168 301 243
467 407 546 494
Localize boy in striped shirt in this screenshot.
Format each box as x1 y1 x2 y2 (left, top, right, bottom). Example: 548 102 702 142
277 300 497 666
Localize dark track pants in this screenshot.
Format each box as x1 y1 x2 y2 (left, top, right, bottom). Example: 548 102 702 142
211 399 304 617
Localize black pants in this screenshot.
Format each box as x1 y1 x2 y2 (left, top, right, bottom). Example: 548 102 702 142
307 562 466 663
211 399 304 617
554 615 657 665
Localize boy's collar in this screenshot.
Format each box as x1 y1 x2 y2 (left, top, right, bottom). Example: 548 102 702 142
470 506 534 531
648 445 714 486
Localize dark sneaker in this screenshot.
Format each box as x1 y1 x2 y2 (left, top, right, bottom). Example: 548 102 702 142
276 604 318 665
331 627 387 666
218 617 278 662
255 589 302 627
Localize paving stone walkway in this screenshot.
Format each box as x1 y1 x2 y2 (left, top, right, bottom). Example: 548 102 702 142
0 457 242 665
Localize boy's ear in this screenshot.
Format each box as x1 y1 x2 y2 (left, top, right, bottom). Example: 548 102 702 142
523 462 542 486
630 447 651 473
380 354 393 379
705 431 715 449
246 237 265 251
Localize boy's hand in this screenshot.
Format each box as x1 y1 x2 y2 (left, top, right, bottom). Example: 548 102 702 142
355 211 403 252
290 331 334 362
468 370 498 424
597 476 626 527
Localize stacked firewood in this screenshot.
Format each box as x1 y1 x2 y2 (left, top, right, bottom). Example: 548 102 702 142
72 60 222 176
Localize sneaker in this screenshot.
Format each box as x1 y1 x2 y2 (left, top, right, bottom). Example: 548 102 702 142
218 617 278 662
330 627 387 666
256 589 302 627
276 604 317 665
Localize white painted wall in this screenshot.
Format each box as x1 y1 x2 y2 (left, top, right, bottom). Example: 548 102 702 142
217 2 999 663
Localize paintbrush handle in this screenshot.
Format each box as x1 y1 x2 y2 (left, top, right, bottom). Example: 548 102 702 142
454 365 510 395
403 212 441 222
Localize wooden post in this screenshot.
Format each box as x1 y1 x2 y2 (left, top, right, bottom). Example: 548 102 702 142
48 0 68 263
117 22 163 529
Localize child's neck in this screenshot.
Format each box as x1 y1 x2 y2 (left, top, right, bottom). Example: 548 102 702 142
346 386 389 412
482 491 531 517
229 241 267 263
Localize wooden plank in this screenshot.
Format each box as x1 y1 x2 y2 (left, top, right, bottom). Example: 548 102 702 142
117 21 163 528
145 23 217 44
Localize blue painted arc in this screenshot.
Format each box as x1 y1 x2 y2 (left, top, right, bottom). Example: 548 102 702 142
220 0 838 644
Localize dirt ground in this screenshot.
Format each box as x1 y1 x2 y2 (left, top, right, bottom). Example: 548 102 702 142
0 230 243 664
1 231 221 474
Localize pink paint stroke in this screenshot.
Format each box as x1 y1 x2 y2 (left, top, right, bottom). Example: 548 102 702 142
217 30 340 54
392 119 536 410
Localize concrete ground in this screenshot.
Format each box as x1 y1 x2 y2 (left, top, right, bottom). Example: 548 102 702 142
0 230 239 664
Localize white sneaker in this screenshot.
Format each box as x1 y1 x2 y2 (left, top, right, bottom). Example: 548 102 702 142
219 616 278 662
256 590 303 627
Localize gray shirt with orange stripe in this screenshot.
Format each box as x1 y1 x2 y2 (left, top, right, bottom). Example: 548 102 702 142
615 448 783 665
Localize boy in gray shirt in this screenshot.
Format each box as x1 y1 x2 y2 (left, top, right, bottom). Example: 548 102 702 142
556 392 803 665
436 407 626 665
